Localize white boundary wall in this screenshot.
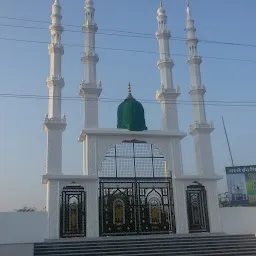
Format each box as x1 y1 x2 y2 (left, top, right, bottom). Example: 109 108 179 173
1 207 256 245
0 244 34 256
0 212 48 244
220 207 256 235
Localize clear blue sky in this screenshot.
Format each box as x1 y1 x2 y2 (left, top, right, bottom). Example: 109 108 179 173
1 0 256 211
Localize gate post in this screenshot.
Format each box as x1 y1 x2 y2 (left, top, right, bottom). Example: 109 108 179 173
205 181 222 233
172 180 189 234
86 178 99 237
46 180 60 239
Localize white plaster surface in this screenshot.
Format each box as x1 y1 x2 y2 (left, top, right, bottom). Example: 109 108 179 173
220 207 256 235
0 243 33 256
0 207 256 245
0 212 48 244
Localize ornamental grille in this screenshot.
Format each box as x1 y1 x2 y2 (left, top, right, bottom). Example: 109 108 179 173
99 140 168 178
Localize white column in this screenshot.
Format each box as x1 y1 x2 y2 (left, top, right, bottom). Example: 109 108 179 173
46 181 60 239
185 2 221 234
191 129 215 176
44 0 66 175
86 179 99 237
171 138 184 177
83 135 97 176
46 130 63 174
44 0 65 240
186 2 215 177
155 4 180 131
79 0 102 129
205 181 222 233
172 180 189 234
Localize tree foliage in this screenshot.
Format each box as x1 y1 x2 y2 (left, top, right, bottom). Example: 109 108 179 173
15 206 36 212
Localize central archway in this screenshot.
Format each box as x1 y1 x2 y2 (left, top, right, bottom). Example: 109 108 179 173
99 139 176 236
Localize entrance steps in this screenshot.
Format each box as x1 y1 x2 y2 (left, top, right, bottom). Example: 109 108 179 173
34 234 256 256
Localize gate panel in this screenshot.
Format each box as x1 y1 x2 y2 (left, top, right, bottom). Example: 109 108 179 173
99 180 136 235
60 184 86 238
99 178 175 236
187 183 210 233
137 182 172 234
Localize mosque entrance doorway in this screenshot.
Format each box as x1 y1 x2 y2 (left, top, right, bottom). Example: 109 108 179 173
99 140 175 236
60 184 86 238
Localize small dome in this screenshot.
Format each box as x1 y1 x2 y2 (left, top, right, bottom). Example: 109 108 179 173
117 84 147 132
157 7 165 15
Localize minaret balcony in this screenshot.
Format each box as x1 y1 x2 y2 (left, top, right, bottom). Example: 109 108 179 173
43 115 67 131
156 87 180 102
186 38 199 45
83 23 98 33
155 30 171 39
157 58 174 69
189 85 206 95
46 76 65 88
187 56 202 65
189 121 214 135
48 44 64 55
50 14 63 22
49 24 63 33
81 52 99 64
79 80 102 98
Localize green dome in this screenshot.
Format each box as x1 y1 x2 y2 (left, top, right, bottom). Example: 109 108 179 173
117 84 147 131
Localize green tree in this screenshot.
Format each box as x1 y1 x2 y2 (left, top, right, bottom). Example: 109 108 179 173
15 206 36 212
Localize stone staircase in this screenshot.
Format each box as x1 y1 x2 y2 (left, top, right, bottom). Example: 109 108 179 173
34 234 256 256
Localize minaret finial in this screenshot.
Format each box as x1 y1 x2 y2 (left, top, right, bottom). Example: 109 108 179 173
186 0 192 19
86 0 94 7
127 82 132 99
160 0 163 8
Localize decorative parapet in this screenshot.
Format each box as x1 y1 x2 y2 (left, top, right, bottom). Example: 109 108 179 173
187 55 202 64
44 114 67 131
81 51 99 64
156 86 180 102
188 121 214 134
48 43 64 55
49 24 63 32
189 84 206 95
82 23 98 33
155 30 171 39
157 57 174 69
46 76 65 88
79 80 102 98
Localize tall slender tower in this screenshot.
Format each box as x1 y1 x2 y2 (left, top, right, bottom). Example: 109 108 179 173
44 0 66 175
156 0 180 131
186 0 215 176
79 0 102 128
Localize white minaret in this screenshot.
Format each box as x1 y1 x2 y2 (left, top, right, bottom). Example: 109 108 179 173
44 0 66 175
156 0 180 131
79 0 102 128
186 0 215 176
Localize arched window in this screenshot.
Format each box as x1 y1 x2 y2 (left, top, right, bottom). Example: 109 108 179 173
100 140 167 178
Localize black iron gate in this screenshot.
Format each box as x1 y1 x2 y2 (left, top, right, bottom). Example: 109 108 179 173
186 183 210 233
60 184 86 238
99 178 175 236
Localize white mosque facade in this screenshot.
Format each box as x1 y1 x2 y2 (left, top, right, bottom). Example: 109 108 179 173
42 0 222 239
